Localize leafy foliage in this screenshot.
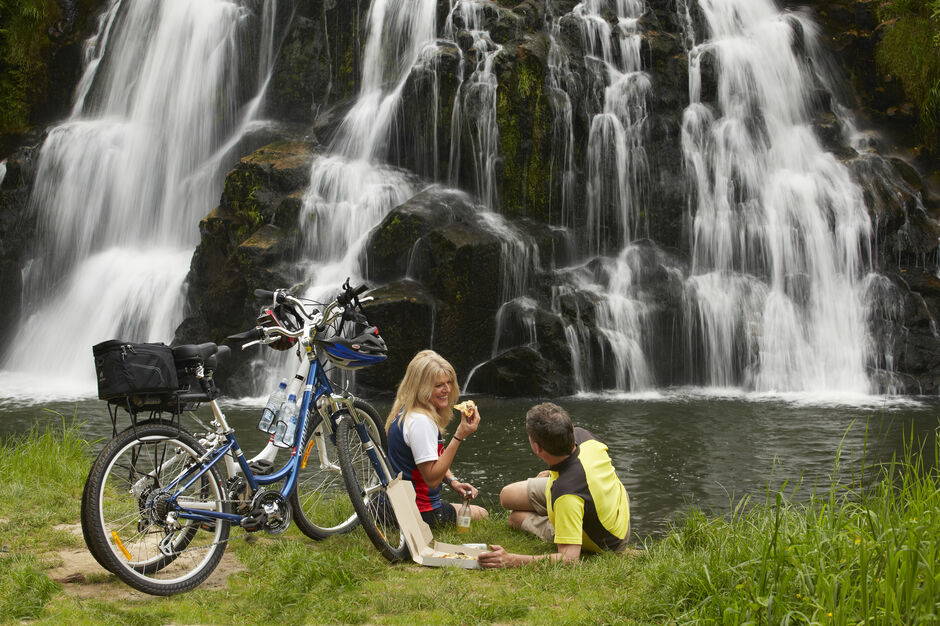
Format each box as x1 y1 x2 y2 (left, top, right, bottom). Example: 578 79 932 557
875 0 940 147
0 0 58 134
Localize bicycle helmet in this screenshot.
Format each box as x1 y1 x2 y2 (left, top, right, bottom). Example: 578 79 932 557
322 326 388 370
256 304 302 351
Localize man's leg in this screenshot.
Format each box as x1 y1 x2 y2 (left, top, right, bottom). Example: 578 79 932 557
499 480 533 512
501 477 554 542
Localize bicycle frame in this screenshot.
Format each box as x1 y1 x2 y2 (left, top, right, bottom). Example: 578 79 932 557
156 348 380 528
129 282 390 531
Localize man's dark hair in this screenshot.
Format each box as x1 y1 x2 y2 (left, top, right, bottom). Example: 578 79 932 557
525 402 574 456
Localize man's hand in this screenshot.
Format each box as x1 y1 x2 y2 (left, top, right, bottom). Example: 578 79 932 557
478 544 513 568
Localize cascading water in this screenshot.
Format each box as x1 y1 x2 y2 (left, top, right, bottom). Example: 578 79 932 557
446 0 504 210
580 0 650 254
296 0 437 291
1 0 924 403
0 0 287 396
539 0 655 392
681 0 875 393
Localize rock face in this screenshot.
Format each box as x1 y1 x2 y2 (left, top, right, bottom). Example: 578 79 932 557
176 140 316 350
2 0 940 397
0 137 43 340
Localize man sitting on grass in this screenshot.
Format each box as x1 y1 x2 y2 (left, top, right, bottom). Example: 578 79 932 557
478 402 630 568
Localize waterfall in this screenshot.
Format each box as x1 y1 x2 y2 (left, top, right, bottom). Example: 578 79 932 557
579 0 650 254
0 161 6 189
0 0 288 393
445 0 504 210
681 0 874 393
539 0 654 392
545 3 577 228
292 0 439 315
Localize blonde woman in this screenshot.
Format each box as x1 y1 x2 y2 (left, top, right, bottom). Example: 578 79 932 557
386 350 488 528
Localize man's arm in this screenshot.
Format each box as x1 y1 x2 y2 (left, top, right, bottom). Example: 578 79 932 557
477 543 581 568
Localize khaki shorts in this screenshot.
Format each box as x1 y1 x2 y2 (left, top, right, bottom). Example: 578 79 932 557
519 477 554 543
519 477 632 551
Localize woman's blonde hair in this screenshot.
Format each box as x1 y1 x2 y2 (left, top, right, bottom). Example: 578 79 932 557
386 349 459 432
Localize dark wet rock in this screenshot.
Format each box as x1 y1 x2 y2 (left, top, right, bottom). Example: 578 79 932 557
267 0 368 124
0 139 45 342
365 187 478 283
394 43 462 179
467 345 571 397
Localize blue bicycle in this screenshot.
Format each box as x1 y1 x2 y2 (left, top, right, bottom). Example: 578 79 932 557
81 281 407 595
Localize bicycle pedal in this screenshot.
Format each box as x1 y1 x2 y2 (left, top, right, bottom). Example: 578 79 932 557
240 510 266 532
247 459 274 475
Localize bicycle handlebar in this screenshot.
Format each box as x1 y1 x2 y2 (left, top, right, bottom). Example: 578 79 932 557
336 282 368 307
229 281 374 350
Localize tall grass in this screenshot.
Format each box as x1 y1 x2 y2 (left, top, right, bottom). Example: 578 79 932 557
637 427 940 624
0 417 91 546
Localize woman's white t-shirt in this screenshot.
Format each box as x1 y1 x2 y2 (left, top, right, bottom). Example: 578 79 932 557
401 411 442 464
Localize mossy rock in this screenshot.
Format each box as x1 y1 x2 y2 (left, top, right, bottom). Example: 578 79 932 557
496 35 555 221
177 139 315 347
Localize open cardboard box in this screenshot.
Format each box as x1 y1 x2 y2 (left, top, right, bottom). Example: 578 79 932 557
386 474 485 569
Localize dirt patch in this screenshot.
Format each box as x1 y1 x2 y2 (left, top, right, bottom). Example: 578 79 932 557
47 523 246 599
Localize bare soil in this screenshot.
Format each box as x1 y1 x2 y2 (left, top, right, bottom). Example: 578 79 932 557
46 523 245 600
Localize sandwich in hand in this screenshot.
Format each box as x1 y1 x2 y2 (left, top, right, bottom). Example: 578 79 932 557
453 400 477 423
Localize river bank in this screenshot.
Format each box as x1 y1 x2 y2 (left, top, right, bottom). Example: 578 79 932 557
1 421 937 624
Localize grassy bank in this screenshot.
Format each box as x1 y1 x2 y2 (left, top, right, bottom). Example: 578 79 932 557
0 422 937 625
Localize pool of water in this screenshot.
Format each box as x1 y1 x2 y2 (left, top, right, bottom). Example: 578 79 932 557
2 390 937 537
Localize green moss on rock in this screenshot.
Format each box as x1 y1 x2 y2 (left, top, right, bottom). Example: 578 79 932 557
496 38 554 222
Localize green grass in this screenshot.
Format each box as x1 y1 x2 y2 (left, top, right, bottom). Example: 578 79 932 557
0 421 937 624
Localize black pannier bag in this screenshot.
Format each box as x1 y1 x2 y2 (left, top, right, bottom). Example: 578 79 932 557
93 340 179 402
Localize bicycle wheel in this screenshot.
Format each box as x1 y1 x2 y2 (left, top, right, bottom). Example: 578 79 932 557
290 399 386 540
83 423 230 595
336 415 409 562
81 418 182 575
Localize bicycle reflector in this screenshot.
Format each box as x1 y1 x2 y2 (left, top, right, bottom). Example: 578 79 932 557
256 304 301 351
323 326 388 370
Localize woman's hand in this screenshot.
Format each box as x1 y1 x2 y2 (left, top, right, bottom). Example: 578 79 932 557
454 404 481 440
452 480 478 499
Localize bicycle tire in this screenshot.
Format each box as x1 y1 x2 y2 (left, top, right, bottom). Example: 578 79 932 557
80 417 183 575
290 399 386 540
80 462 113 573
83 423 230 595
336 415 409 562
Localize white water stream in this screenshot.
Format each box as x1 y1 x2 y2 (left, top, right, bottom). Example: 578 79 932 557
0 0 285 397
682 0 874 392
294 0 437 304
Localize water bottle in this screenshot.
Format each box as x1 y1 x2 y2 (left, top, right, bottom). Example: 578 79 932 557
273 393 299 448
258 379 288 433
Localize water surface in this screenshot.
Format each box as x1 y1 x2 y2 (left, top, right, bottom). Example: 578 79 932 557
2 391 935 538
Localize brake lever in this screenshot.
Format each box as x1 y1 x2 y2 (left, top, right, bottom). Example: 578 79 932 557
241 339 262 350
